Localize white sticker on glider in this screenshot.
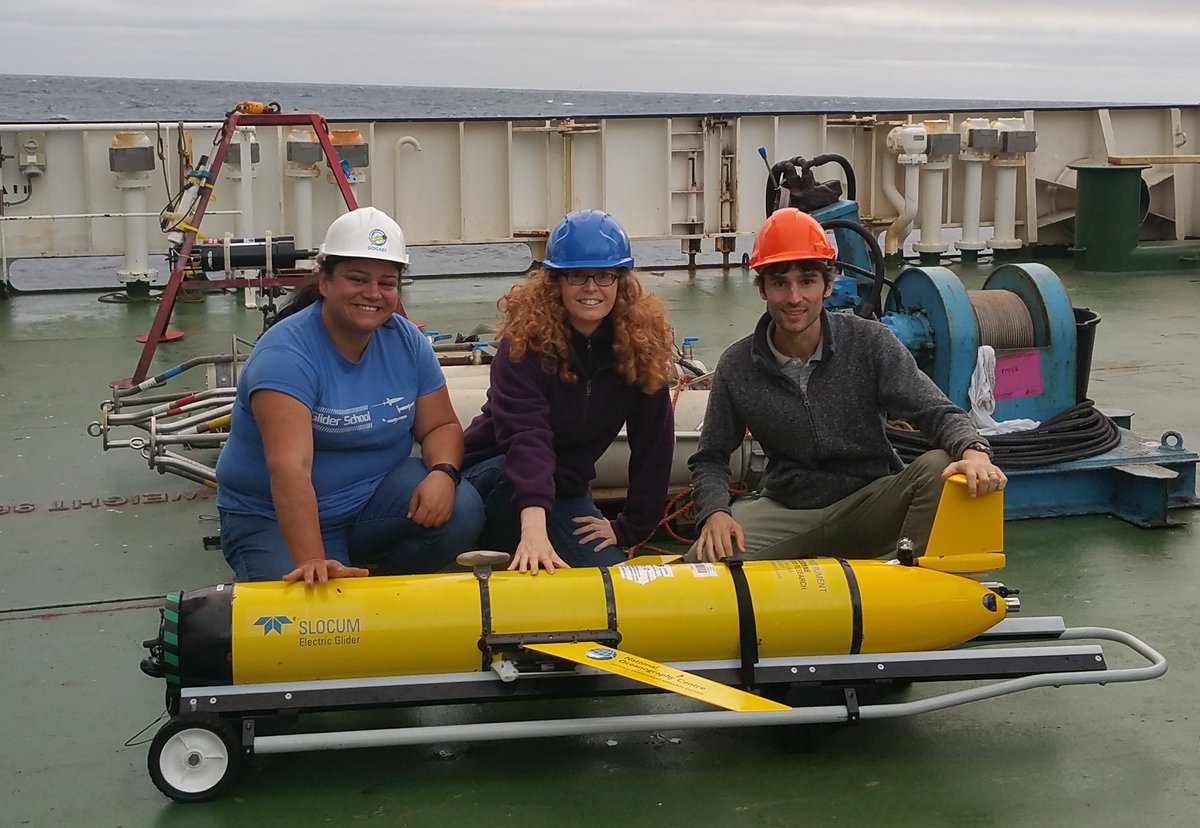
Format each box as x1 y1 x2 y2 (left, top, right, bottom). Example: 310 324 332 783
618 564 676 584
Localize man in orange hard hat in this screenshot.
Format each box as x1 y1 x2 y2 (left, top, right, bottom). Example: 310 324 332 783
687 209 1006 562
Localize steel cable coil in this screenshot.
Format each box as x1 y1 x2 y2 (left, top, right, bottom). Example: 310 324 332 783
887 400 1121 469
968 290 1035 350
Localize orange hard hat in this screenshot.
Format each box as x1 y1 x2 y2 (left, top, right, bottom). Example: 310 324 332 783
748 208 836 271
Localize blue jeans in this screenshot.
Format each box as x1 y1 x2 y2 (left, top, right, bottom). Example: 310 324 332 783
461 455 627 567
220 457 485 581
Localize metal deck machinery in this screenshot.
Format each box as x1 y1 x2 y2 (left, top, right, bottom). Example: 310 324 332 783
876 262 1197 526
757 147 1197 526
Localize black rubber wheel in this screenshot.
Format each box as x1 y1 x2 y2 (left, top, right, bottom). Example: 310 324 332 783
147 714 242 802
758 683 847 753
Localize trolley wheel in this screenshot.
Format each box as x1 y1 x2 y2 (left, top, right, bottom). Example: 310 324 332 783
768 684 850 754
147 714 242 802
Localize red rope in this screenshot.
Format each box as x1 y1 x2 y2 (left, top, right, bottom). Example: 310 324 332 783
627 480 750 556
669 374 693 409
625 373 748 557
624 374 693 557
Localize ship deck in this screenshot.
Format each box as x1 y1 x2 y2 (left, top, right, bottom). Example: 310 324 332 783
2 256 1198 825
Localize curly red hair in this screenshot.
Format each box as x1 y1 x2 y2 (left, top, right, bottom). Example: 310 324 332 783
497 269 674 393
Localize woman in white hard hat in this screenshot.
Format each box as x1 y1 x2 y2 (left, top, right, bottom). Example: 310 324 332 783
461 209 676 575
215 207 484 583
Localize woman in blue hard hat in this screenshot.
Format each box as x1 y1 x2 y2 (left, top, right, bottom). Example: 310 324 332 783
215 207 484 584
461 209 676 574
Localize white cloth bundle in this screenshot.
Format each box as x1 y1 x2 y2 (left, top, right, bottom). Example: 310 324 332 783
968 346 1040 435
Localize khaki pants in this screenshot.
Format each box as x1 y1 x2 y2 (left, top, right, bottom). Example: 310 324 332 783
688 450 951 561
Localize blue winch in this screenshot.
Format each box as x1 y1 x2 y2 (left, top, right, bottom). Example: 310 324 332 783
879 262 1082 423
790 161 1084 423
763 154 1197 526
872 261 1195 526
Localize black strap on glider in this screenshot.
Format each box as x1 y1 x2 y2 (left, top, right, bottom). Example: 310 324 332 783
724 557 760 688
836 559 864 655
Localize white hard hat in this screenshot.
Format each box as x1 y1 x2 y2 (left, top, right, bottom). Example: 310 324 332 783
317 206 409 266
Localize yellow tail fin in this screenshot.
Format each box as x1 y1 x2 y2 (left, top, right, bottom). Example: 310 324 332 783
918 474 1005 573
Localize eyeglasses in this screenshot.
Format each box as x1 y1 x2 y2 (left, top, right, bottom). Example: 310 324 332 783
559 269 620 287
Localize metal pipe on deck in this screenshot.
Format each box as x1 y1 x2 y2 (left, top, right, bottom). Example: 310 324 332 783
294 177 314 251
915 169 943 255
286 128 322 251
881 152 905 216
118 188 153 280
0 122 222 133
232 127 259 306
958 160 985 251
992 166 1019 249
956 119 995 256
885 164 921 257
0 211 238 221
109 132 158 284
990 118 1036 252
884 125 928 257
393 136 422 227
914 121 956 260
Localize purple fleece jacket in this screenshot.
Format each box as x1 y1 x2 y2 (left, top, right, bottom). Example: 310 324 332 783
462 321 675 547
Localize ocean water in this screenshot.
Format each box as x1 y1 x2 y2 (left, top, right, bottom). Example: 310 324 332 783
0 73 1088 123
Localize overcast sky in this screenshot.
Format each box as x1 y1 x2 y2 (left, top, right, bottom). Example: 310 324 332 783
2 0 1196 103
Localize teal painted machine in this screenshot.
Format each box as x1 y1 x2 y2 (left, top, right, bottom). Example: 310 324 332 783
766 151 1084 421
872 263 1196 526
763 150 887 318
880 263 1079 423
776 156 1086 423
814 199 883 315
809 192 1084 424
764 153 1197 526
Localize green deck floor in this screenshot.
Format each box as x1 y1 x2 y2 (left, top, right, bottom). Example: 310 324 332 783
1 260 1197 826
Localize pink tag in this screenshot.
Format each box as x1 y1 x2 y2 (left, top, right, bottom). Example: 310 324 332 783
994 349 1043 401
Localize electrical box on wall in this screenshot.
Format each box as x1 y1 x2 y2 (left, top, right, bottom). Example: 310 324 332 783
16 131 48 176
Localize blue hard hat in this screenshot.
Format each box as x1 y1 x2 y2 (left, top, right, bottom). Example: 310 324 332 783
543 210 634 270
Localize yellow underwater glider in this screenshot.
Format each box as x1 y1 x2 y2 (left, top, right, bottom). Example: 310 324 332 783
139 476 1165 802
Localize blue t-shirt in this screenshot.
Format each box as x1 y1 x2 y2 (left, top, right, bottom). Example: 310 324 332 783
215 302 445 525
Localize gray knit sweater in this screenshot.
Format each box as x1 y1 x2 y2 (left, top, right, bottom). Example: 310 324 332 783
688 310 986 525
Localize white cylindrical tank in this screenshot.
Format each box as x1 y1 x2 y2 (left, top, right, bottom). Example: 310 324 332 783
444 379 719 491
956 118 994 253
884 124 928 256
285 128 321 251
230 127 260 306
990 118 1032 251
913 121 953 256
109 131 157 284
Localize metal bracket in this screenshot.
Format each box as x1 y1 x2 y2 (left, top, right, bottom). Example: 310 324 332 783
487 629 622 648
127 110 363 386
241 718 256 756
843 687 860 722
491 660 520 683
1111 463 1181 527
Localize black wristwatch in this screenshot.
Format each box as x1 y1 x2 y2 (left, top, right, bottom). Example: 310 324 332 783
429 463 462 486
964 441 993 459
